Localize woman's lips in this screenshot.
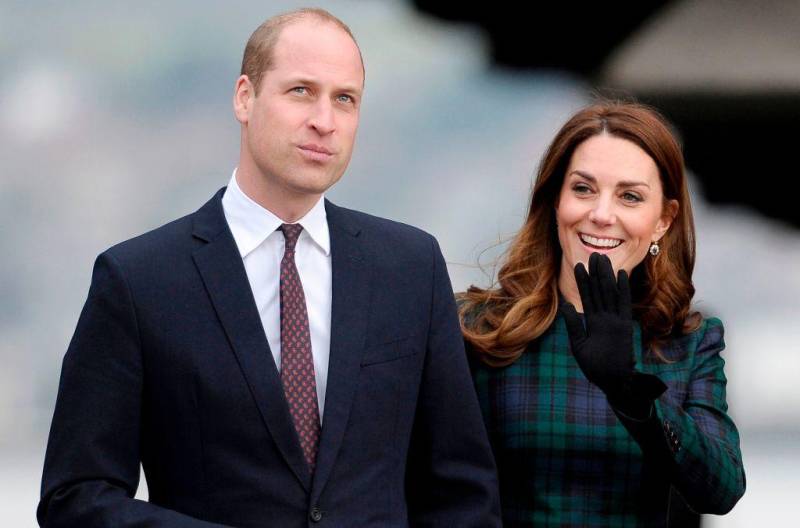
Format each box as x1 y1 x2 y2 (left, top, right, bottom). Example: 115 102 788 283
579 232 623 251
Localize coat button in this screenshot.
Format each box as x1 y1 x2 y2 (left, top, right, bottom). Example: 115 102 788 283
310 507 323 522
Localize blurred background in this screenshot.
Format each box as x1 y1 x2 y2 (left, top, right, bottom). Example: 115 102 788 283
2 0 798 525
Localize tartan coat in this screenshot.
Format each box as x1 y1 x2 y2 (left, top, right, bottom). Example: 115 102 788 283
469 314 745 527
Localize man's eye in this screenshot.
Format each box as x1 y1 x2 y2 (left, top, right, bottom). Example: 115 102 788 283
291 87 307 94
336 94 354 104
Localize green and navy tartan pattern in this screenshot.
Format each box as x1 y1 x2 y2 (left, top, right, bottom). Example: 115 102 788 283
470 315 744 527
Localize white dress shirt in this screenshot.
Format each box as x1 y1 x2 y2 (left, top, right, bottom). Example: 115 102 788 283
221 170 332 420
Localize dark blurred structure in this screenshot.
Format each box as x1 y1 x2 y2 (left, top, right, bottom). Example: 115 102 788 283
413 0 800 230
411 1 669 74
636 92 800 229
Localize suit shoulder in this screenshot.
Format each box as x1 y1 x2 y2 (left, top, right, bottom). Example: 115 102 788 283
102 211 197 267
330 204 437 253
333 205 433 238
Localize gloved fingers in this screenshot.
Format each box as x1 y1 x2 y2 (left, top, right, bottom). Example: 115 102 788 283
596 253 618 313
573 261 594 316
588 252 605 312
617 269 633 321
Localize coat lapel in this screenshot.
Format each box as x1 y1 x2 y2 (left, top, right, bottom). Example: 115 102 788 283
190 189 312 492
311 200 370 500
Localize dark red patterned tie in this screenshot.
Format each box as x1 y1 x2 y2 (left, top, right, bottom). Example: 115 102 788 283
279 223 320 473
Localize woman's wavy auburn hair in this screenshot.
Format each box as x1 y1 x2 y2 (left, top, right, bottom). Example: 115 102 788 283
460 100 701 367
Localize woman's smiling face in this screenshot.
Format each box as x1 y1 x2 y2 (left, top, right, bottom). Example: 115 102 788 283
555 133 678 281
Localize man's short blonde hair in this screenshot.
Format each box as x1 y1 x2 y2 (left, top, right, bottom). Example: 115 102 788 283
241 8 364 95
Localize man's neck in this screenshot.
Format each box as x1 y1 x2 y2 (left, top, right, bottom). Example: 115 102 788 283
235 166 320 223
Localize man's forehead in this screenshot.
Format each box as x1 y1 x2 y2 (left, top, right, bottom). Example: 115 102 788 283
272 18 364 82
274 19 360 59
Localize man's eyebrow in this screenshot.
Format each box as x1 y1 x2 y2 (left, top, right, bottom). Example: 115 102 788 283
285 76 362 94
286 76 319 86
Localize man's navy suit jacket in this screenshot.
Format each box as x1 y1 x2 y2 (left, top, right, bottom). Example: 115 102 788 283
38 190 501 527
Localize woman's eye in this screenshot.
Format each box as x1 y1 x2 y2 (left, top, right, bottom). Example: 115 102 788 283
622 191 643 203
573 184 592 194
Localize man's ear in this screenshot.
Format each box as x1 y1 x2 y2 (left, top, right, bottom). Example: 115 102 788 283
233 75 254 125
654 199 679 241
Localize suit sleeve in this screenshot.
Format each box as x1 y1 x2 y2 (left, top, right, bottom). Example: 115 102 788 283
38 252 233 528
617 318 745 514
405 237 502 528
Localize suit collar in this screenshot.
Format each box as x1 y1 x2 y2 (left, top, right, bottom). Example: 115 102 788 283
324 199 361 238
222 173 331 257
191 188 312 491
192 191 371 498
193 188 340 247
310 199 370 500
191 188 229 242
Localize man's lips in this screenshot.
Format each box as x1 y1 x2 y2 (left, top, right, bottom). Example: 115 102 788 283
297 144 334 162
298 143 333 155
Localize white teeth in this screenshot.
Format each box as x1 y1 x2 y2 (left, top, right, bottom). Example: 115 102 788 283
580 234 622 248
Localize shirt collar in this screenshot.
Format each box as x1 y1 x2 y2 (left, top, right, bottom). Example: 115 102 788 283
222 169 331 258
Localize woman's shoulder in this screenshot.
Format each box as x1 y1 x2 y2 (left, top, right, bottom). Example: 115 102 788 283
657 315 725 363
685 316 724 345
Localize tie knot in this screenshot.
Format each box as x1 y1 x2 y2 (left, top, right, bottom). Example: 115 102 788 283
280 223 304 251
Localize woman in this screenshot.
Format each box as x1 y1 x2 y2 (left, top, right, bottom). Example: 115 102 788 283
460 101 745 526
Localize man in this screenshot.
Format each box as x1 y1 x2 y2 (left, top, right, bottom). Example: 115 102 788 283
38 8 500 527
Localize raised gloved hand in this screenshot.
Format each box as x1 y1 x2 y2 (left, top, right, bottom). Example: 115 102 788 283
560 253 667 419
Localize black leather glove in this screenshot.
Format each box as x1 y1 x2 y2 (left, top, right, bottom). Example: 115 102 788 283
560 253 667 419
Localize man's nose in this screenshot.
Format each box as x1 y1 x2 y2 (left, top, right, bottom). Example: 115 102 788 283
308 99 335 135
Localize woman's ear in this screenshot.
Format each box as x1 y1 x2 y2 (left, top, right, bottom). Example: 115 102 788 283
654 199 679 241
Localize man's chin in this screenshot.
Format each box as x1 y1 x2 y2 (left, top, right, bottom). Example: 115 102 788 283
292 171 344 195
287 179 340 198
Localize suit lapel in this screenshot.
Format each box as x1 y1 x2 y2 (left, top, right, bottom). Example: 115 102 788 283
311 201 370 500
191 189 312 492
